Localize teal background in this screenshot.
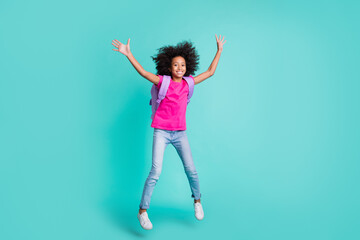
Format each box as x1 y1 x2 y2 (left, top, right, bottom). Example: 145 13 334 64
1 0 359 239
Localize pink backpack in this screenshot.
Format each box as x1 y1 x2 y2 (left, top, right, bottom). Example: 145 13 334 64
149 75 194 119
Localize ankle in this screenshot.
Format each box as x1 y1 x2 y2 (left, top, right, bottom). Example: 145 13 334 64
139 209 147 214
194 199 201 203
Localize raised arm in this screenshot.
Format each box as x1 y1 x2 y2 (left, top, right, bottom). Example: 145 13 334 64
193 34 226 85
112 38 159 85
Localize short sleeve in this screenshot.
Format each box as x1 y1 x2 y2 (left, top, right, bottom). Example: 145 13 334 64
156 75 163 89
189 75 195 84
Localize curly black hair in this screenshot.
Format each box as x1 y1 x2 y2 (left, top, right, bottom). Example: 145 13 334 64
152 41 200 76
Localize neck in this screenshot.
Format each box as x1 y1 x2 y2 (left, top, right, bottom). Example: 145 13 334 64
172 76 182 82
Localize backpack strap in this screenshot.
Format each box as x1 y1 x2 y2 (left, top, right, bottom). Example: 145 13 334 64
183 76 195 103
157 75 171 103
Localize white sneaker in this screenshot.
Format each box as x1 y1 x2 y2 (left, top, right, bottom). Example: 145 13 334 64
194 202 204 220
137 212 153 230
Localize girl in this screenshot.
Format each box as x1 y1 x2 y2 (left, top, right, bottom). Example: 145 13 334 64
112 35 226 230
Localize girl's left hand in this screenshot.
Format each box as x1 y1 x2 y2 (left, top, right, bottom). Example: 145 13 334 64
216 34 226 52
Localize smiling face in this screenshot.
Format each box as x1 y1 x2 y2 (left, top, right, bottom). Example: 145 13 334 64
169 56 186 78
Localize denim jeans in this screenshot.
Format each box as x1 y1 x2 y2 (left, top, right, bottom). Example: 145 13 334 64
139 128 201 209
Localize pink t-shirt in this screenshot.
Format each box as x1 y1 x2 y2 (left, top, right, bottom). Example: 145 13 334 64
151 75 194 130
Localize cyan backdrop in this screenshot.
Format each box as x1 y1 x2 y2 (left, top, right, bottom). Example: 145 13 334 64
1 0 359 239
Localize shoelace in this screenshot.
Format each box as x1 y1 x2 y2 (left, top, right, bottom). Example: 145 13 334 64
195 204 202 211
140 213 149 223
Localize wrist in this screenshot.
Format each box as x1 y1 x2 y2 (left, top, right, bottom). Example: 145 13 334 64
127 52 133 58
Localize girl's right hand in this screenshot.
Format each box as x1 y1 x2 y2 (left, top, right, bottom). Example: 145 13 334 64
112 38 131 56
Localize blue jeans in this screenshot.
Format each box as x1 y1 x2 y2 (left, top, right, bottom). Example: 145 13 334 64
139 128 201 209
